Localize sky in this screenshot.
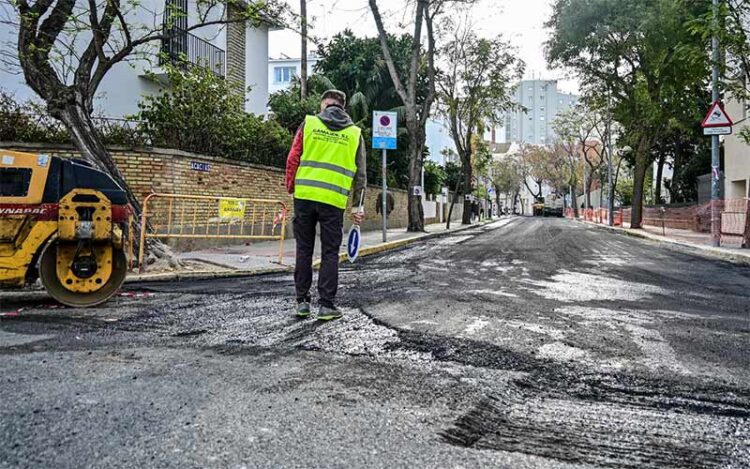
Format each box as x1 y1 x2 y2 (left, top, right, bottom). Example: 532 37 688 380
269 0 579 94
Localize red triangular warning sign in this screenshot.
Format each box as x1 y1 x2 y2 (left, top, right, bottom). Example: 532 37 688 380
701 101 733 128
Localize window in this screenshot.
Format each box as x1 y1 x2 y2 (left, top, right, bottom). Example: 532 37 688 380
540 116 545 121
274 66 296 83
0 168 32 197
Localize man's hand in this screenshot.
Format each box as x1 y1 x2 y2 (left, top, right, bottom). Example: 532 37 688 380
351 210 365 225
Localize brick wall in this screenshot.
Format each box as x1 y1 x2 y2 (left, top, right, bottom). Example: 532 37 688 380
2 143 423 230
621 204 703 231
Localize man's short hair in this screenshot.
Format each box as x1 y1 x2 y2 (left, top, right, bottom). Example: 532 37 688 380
321 89 347 107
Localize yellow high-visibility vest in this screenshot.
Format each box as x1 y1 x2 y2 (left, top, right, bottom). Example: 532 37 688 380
295 115 361 209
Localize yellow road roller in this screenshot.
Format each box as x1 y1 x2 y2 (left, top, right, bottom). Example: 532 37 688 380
1 150 132 307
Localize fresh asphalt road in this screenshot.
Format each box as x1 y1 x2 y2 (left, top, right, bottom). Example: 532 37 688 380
1 217 748 469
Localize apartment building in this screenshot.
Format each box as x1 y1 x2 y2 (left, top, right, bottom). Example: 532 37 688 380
505 79 579 145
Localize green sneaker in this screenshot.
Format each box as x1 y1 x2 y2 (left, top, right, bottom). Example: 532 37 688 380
317 305 343 321
295 302 311 318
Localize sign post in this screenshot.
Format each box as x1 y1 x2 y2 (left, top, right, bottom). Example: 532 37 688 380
702 95 733 246
706 0 724 247
373 111 398 243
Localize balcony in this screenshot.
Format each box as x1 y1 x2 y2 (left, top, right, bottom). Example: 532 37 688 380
160 27 225 78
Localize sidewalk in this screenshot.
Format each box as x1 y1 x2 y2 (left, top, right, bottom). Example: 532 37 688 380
578 219 750 266
129 218 502 282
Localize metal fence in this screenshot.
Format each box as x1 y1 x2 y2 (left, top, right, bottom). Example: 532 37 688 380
138 193 288 272
159 27 226 77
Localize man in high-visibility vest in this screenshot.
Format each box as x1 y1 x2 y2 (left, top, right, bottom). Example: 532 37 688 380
285 90 367 321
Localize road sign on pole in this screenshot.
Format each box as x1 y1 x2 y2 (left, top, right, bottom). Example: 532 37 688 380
372 111 398 150
373 111 398 242
701 100 733 128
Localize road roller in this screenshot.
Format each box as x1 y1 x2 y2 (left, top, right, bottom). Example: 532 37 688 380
0 150 132 307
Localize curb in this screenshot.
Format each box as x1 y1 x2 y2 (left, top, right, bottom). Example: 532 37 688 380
125 265 293 284
573 219 750 266
313 217 506 268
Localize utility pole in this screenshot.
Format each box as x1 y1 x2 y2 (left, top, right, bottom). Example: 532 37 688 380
300 0 308 100
710 0 721 247
607 91 614 226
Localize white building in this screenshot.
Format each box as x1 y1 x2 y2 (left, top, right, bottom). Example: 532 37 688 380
268 54 321 95
0 1 272 117
725 95 750 199
505 79 579 145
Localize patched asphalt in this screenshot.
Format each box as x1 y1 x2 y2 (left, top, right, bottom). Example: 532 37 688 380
1 217 748 468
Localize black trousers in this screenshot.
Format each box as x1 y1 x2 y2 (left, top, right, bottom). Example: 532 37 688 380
293 198 344 308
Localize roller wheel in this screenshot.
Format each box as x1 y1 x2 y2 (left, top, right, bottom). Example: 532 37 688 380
39 242 127 308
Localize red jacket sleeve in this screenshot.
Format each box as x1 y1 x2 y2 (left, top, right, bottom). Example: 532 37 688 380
285 127 304 194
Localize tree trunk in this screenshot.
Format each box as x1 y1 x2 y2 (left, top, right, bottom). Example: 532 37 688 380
406 120 425 232
630 137 652 229
57 103 142 215
583 165 588 211
300 0 308 100
655 152 665 204
514 190 523 215
446 172 463 230
461 156 473 225
571 186 579 218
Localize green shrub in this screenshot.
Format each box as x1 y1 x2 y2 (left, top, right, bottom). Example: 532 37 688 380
0 91 69 143
268 87 321 134
424 161 446 196
135 62 292 166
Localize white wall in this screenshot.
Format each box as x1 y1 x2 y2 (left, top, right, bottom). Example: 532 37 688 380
245 25 270 115
724 96 750 199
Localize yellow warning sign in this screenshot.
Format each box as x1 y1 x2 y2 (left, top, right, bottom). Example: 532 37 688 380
218 198 247 219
